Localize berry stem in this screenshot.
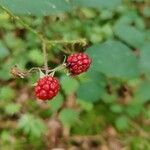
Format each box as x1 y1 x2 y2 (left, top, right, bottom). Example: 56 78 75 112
0 5 87 47
48 63 66 74
42 41 49 75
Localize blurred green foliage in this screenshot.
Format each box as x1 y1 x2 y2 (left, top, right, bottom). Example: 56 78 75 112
0 0 149 149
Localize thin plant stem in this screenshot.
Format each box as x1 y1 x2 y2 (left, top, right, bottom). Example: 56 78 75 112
48 63 66 74
42 41 49 75
0 5 44 41
0 5 87 46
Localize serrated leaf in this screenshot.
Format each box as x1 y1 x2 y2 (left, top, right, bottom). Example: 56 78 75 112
60 75 79 95
87 40 140 79
18 114 46 138
59 108 79 127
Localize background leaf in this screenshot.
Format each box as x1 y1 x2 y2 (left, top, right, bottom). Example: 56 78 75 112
60 75 79 95
87 40 140 79
59 108 79 127
74 0 122 10
139 43 150 75
0 41 9 59
115 116 129 131
48 93 64 112
18 114 46 138
4 103 21 115
114 24 145 48
77 81 104 102
0 0 72 16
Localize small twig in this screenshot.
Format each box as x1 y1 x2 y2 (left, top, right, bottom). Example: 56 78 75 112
46 38 87 46
42 41 49 75
48 64 66 74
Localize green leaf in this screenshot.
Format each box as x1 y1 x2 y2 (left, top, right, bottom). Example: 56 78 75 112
102 93 118 104
87 69 107 87
0 0 122 16
110 104 123 113
126 104 143 118
0 87 16 101
0 0 72 16
60 75 79 95
48 93 64 112
18 114 46 138
77 81 104 102
87 40 140 79
28 49 44 66
134 81 150 103
0 131 11 142
143 6 150 17
77 99 93 111
0 60 13 80
114 24 145 48
116 10 145 30
59 108 79 127
139 43 150 75
74 0 122 10
115 116 129 131
4 103 21 115
0 41 9 59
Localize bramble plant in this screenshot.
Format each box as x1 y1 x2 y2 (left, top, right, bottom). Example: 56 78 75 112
0 5 92 101
0 0 149 149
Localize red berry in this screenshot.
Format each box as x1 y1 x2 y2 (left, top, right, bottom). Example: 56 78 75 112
35 76 60 101
66 53 92 75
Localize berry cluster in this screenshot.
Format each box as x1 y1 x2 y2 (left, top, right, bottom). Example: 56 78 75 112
35 53 91 101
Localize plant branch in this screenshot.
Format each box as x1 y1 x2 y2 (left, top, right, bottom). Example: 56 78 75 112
42 41 49 75
0 5 87 46
0 5 44 41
